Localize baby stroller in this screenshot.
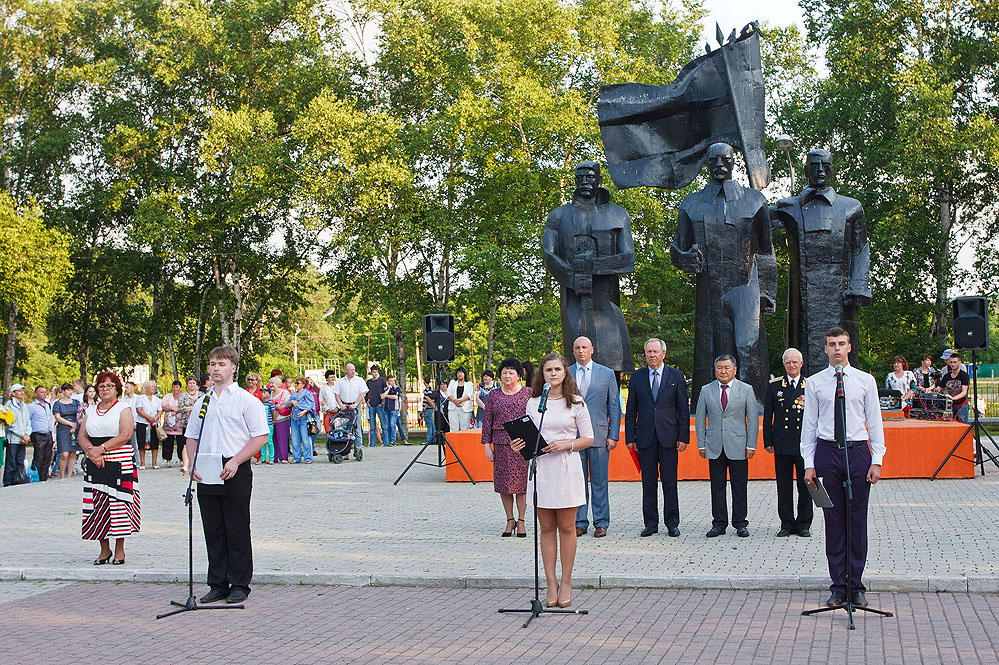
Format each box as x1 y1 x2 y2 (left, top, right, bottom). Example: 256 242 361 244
326 409 362 463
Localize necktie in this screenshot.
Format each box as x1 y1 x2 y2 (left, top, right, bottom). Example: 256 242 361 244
578 366 589 396
721 384 728 411
834 368 846 445
651 370 660 399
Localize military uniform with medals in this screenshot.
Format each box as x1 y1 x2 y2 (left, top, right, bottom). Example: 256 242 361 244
762 375 812 534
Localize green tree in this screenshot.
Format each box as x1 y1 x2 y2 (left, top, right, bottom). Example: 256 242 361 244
0 194 72 391
792 0 999 370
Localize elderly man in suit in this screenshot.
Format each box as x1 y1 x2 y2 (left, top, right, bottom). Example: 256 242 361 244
696 354 759 538
571 336 621 538
763 348 812 537
625 338 690 538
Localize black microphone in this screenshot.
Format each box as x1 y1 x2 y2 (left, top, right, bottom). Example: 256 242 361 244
199 391 212 420
538 382 551 412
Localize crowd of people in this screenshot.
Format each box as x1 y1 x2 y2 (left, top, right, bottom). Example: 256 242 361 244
0 337 981 610
885 348 972 423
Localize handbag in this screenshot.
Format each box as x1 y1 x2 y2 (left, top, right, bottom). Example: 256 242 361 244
307 420 319 436
155 425 167 441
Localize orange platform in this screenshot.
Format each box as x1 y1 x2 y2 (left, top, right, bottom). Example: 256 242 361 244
445 418 974 482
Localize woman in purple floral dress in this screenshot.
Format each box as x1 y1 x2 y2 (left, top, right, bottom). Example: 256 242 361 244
481 357 531 537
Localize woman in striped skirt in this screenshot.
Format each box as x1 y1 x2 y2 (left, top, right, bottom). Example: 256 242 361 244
78 370 140 565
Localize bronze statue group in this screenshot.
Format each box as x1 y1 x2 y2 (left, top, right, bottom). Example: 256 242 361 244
544 147 882 610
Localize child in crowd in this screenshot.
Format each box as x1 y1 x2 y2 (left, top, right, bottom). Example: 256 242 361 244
381 375 401 446
259 387 275 464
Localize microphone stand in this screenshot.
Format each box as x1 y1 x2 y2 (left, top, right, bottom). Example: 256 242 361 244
499 389 588 627
802 366 892 629
157 391 244 618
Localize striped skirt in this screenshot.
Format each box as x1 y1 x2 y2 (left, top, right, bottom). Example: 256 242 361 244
82 437 140 540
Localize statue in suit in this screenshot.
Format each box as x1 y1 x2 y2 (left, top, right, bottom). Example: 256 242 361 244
544 161 635 373
770 149 871 378
624 338 690 538
695 354 759 538
671 142 776 407
762 348 812 537
570 336 622 538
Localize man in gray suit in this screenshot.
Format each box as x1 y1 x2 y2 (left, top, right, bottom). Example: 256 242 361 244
695 354 759 537
571 336 621 538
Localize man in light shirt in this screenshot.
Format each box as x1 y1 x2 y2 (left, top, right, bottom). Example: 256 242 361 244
334 363 368 459
186 346 268 605
801 327 886 609
319 369 339 433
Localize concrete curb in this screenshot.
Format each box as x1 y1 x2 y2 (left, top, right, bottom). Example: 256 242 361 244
0 567 989 593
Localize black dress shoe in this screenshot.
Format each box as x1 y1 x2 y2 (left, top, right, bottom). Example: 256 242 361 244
199 588 229 604
736 527 750 538
705 526 725 538
226 588 249 604
667 526 680 537
826 591 846 607
776 529 794 537
850 591 868 607
797 528 811 537
640 526 658 537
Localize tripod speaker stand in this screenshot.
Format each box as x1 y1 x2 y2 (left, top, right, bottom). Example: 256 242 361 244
931 350 999 479
499 387 588 627
157 394 244 618
394 362 475 485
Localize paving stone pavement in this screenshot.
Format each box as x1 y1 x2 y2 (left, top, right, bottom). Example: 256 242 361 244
2 581 999 664
2 444 999 591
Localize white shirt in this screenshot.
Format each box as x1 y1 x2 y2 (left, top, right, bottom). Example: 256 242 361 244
787 376 800 391
71 391 84 404
122 394 138 417
334 375 368 405
719 380 733 408
576 361 593 396
136 394 162 423
184 382 268 457
800 364 886 468
648 365 662 390
319 385 338 413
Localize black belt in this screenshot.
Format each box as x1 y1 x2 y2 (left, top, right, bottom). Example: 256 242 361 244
817 438 867 450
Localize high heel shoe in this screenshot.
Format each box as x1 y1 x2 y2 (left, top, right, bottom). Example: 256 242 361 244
502 518 516 537
93 555 112 566
546 585 559 608
557 587 572 608
516 518 527 538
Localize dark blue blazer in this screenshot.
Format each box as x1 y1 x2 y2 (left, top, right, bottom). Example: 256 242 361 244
625 365 690 449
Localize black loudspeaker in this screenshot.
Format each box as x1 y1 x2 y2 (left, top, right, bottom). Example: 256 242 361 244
424 314 455 363
952 297 989 351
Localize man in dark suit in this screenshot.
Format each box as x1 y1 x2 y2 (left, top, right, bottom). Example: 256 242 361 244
625 338 690 537
762 348 812 538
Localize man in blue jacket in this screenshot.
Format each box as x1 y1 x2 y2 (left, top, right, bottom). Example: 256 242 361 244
571 336 621 538
625 338 690 537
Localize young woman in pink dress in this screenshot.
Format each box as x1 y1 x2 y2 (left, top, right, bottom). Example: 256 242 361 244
511 353 593 609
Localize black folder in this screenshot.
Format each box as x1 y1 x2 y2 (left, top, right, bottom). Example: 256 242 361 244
503 415 549 461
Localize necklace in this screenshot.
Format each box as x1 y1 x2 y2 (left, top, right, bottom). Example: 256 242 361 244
96 399 119 416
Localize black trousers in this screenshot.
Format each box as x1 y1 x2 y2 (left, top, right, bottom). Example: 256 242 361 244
3 443 26 486
135 423 159 452
708 451 748 529
197 459 253 594
161 434 184 462
774 453 812 532
637 433 679 530
30 432 54 482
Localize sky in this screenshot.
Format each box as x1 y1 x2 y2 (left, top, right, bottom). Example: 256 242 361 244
697 0 806 44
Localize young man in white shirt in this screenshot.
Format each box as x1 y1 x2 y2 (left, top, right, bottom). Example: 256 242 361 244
801 327 886 609
185 346 268 605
